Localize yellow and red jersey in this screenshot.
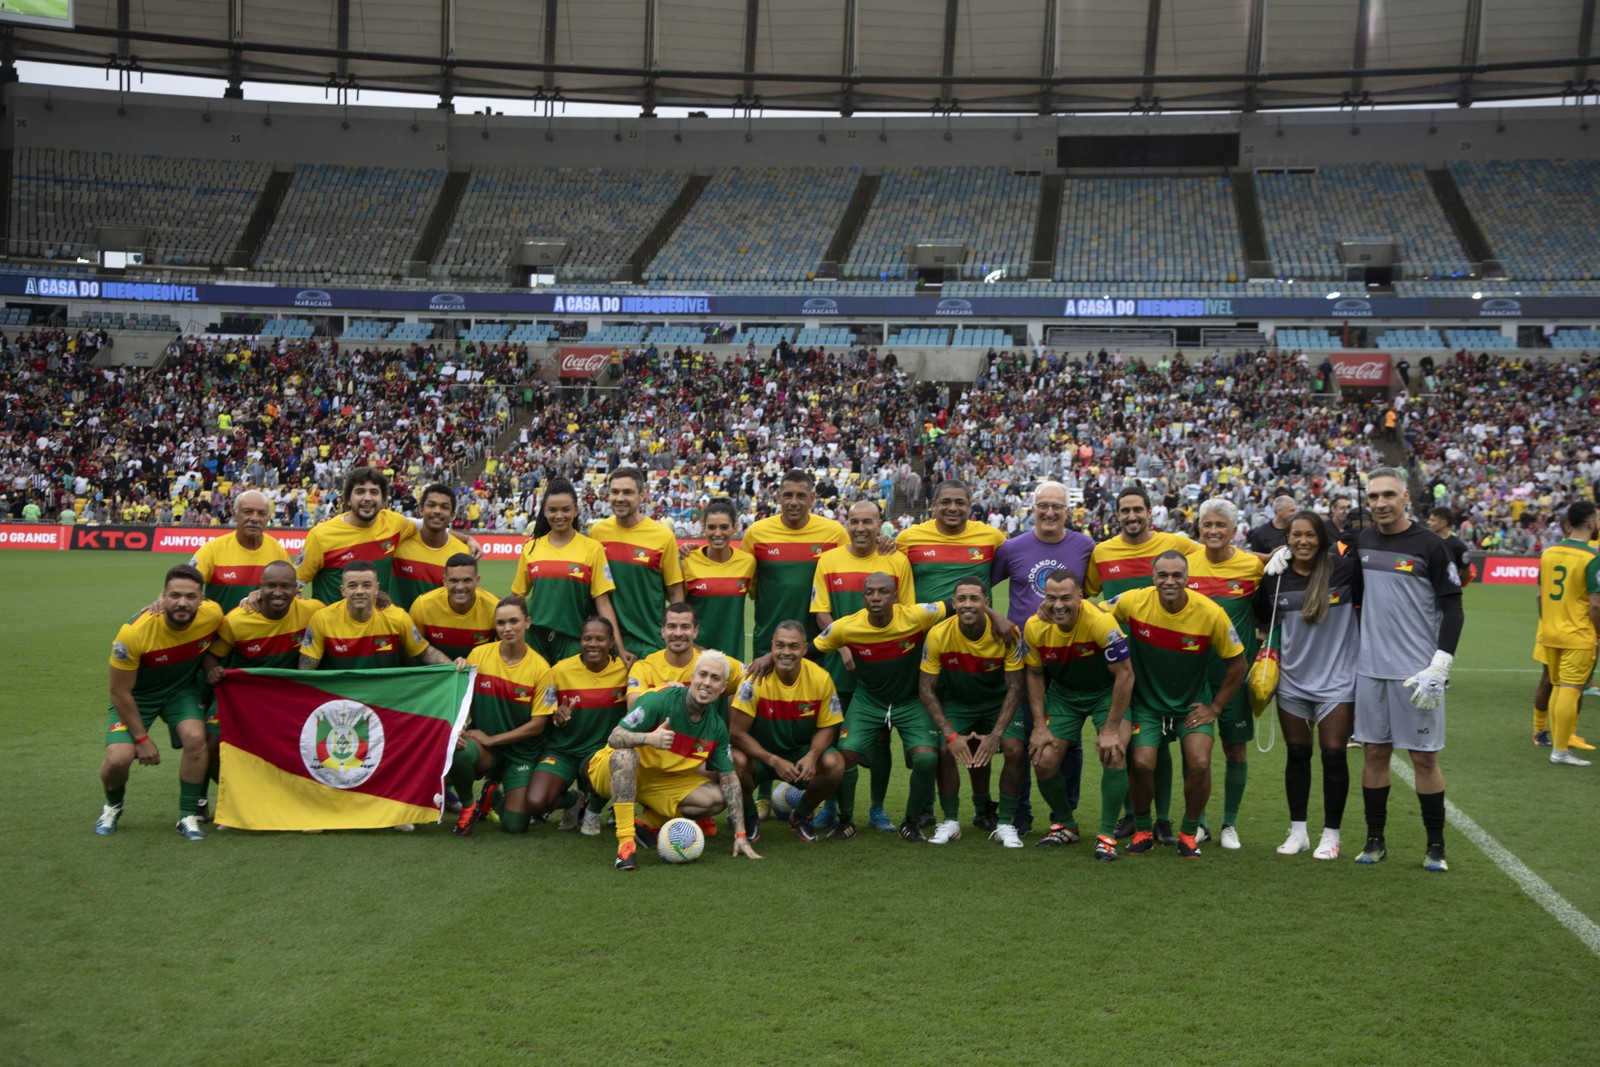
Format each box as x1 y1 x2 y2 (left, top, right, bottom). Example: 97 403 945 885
407 586 499 659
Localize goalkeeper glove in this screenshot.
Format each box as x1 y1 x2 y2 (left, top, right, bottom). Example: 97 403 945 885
1264 546 1291 576
1402 650 1453 710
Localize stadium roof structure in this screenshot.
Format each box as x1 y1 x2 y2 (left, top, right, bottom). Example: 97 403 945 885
8 0 1600 115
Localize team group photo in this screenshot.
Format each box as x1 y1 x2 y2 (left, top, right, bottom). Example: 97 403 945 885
6 2 1600 1063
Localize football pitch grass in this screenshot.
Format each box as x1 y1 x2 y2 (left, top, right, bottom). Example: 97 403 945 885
5 552 1599 1065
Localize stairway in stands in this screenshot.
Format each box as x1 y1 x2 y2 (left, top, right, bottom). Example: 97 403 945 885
410 170 471 277
628 174 710 282
1028 174 1063 279
230 168 294 269
1426 167 1500 274
1231 172 1272 277
821 172 880 271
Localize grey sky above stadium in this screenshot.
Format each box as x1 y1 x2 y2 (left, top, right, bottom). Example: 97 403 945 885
7 0 1600 115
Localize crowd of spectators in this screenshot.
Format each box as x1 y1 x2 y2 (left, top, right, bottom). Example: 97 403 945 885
5 322 1597 558
0 329 529 527
1401 350 1600 552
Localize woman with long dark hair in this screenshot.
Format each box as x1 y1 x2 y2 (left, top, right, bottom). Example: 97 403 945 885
511 478 629 665
1256 511 1362 860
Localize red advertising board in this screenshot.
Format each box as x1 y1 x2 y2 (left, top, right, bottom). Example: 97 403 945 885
1479 556 1539 585
0 523 67 549
558 346 611 380
151 527 308 554
1331 351 1393 388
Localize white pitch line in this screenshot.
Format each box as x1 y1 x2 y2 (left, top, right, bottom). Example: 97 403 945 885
1390 756 1600 957
1453 668 1540 673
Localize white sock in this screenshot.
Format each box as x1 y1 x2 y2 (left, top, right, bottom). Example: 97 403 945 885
1290 820 1308 836
1320 827 1340 842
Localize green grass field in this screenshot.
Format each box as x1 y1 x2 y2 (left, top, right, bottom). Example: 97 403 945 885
5 553 1599 1065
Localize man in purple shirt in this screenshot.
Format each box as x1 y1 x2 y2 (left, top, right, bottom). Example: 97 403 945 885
990 481 1096 834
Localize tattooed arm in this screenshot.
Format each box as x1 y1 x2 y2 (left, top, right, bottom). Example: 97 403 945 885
721 770 761 859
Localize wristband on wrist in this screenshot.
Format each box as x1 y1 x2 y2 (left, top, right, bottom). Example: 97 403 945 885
735 831 747 840
131 733 149 745
944 731 959 744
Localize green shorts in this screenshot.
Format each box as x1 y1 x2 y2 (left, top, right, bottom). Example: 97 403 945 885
753 746 841 787
622 635 663 661
533 746 594 788
105 690 205 746
1215 688 1253 745
1129 706 1215 748
839 692 940 762
531 629 581 665
944 703 999 736
1042 690 1114 744
494 751 539 793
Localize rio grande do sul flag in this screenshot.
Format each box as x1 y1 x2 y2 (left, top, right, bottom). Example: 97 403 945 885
215 665 474 831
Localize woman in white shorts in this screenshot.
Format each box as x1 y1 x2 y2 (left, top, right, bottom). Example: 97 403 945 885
1256 512 1362 860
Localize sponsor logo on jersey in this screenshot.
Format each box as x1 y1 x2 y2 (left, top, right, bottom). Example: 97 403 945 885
375 637 394 653
798 702 815 716
1394 559 1414 573
220 570 239 581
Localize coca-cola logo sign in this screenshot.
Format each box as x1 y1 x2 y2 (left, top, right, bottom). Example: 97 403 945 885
558 347 611 379
1331 352 1392 387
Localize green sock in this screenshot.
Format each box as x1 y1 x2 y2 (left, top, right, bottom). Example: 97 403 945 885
1134 809 1153 832
1223 761 1248 827
554 790 580 810
869 736 892 807
1035 768 1076 829
997 792 1020 824
105 785 126 808
207 760 219 784
939 793 960 820
903 750 938 826
447 741 480 808
500 810 530 834
797 800 817 819
1099 767 1129 836
836 766 858 820
1153 744 1173 822
972 790 992 813
178 778 204 818
1180 814 1201 835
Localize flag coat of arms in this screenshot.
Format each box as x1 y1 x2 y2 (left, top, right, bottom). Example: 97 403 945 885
215 665 474 830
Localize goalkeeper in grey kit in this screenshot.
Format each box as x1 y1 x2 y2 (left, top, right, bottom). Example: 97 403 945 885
1347 468 1464 872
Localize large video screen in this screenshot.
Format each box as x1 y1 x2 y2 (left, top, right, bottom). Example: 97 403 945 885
0 0 72 29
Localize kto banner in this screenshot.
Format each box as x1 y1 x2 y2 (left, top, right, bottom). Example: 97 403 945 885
71 525 154 551
1478 556 1539 585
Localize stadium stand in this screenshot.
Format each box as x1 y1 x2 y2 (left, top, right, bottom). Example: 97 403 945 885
1255 164 1470 280
1381 329 1448 349
1055 177 1244 283
1274 328 1338 349
1444 328 1517 350
8 148 268 266
1549 329 1600 349
1450 160 1600 282
254 164 445 279
845 166 1039 281
645 167 858 284
438 167 686 282
0 330 527 528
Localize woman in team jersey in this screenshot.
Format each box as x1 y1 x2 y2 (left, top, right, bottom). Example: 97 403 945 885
511 478 629 665
1256 511 1362 861
449 595 553 836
